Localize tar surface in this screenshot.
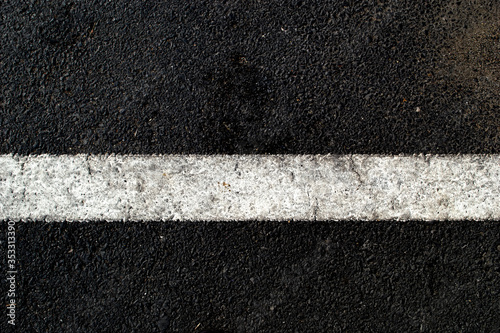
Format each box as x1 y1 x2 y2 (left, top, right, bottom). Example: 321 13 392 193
1 0 499 154
1 1 499 332
0 221 499 332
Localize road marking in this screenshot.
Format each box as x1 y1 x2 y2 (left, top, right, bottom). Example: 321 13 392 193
1 154 499 221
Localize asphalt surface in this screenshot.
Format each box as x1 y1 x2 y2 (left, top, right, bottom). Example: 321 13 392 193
1 0 500 332
1 221 500 332
1 0 499 154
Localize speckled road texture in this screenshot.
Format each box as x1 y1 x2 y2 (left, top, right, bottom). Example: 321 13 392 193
1 221 500 332
1 0 499 154
1 0 500 332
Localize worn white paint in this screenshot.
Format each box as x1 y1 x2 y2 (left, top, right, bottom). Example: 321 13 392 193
0 154 499 221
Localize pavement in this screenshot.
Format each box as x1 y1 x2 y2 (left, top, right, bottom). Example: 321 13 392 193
1 0 499 332
1 0 499 155
1 221 500 332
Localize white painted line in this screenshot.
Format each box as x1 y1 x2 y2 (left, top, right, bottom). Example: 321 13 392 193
0 154 499 221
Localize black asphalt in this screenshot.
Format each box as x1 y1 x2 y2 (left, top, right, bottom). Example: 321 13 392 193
1 221 500 332
1 0 500 332
1 0 499 154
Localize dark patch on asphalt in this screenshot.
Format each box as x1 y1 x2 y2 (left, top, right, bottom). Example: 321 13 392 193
200 52 275 152
37 2 89 48
1 0 499 154
1 221 499 332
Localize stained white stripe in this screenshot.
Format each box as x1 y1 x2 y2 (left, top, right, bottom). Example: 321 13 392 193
1 154 499 221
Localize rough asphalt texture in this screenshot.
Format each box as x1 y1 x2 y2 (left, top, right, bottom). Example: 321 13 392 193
1 0 500 332
1 221 500 332
1 0 499 154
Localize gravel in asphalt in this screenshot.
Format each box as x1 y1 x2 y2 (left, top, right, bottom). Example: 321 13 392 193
1 221 499 332
1 0 499 154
